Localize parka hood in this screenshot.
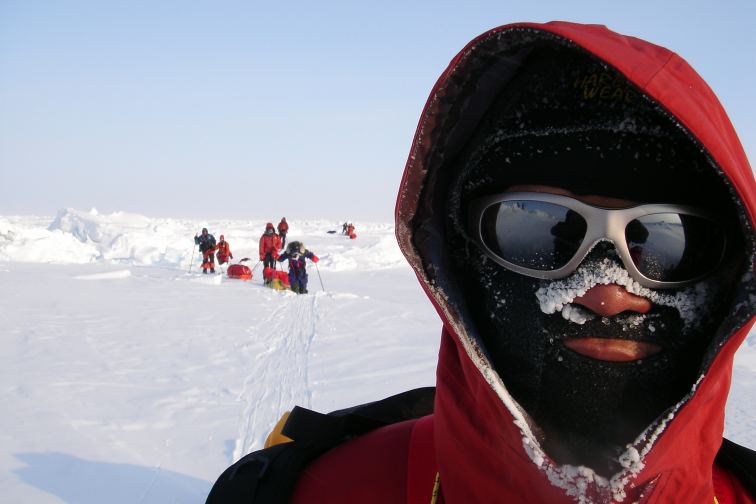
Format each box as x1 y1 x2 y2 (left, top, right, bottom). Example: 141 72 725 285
395 22 756 503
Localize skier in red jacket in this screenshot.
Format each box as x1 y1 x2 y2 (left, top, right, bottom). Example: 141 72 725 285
209 22 756 503
277 218 289 248
259 223 281 285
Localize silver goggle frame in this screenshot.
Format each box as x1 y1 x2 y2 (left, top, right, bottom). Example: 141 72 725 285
468 191 724 290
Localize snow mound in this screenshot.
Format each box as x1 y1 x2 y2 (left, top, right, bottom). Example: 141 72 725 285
48 207 152 244
0 213 100 264
0 209 200 266
48 208 188 265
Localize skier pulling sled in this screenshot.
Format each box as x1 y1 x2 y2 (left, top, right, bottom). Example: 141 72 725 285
278 241 319 294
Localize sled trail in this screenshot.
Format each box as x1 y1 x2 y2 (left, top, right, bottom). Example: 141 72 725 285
232 293 318 461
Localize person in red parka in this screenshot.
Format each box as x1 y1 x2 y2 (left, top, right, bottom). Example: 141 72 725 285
259 223 281 285
215 235 233 265
208 22 756 504
277 217 289 248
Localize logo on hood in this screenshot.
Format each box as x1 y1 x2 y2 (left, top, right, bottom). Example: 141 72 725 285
574 71 638 103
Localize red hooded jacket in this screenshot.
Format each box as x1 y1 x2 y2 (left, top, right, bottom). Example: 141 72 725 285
259 224 281 260
289 22 756 503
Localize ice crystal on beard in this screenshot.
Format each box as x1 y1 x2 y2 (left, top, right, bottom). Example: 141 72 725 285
560 303 594 324
534 258 713 331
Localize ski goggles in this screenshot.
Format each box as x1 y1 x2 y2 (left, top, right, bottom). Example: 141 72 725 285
468 192 726 289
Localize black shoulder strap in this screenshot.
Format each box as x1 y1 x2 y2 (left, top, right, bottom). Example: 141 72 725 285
716 437 756 497
205 387 436 504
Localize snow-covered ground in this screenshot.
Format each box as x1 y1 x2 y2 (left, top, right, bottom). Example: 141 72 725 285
1 209 754 503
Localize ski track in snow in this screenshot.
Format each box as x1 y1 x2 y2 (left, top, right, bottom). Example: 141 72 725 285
232 293 318 461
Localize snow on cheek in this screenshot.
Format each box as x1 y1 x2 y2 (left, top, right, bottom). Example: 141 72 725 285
534 259 713 331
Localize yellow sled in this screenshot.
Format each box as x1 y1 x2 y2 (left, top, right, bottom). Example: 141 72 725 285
270 278 288 290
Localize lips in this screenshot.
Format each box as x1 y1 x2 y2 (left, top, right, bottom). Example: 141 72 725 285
562 337 661 362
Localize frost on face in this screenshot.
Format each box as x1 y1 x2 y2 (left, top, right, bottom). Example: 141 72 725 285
560 303 594 324
535 257 713 332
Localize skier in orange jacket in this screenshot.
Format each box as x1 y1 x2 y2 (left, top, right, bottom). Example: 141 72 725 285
215 235 233 265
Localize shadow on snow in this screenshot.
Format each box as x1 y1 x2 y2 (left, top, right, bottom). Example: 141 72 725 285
13 452 210 504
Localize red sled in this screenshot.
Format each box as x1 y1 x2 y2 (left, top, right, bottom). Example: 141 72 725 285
349 232 357 239
227 264 253 281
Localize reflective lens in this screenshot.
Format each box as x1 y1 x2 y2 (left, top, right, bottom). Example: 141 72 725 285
481 201 587 270
625 213 725 282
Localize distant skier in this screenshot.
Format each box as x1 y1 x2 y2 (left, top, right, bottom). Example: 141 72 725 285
259 223 281 285
346 223 356 239
278 241 318 294
194 227 217 274
277 218 289 248
215 235 233 265
342 222 349 235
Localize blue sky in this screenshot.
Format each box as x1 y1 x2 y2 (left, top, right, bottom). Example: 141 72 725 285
1 0 754 222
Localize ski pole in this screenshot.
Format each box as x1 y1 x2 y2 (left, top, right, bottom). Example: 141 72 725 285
189 228 201 273
315 262 325 292
251 260 261 273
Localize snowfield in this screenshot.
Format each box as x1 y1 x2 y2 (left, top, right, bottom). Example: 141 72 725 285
1 209 754 503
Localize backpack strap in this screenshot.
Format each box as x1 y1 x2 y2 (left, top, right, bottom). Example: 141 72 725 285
205 387 436 504
715 438 756 498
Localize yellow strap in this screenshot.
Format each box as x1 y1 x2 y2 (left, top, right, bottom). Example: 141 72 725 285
263 411 293 448
430 472 441 504
714 497 719 504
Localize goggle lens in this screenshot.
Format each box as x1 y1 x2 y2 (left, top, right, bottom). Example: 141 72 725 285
626 213 725 282
481 201 587 271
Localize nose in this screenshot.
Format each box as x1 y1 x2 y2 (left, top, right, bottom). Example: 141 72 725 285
572 284 652 317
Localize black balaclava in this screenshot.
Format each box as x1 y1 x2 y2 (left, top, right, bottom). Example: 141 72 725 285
445 45 744 476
